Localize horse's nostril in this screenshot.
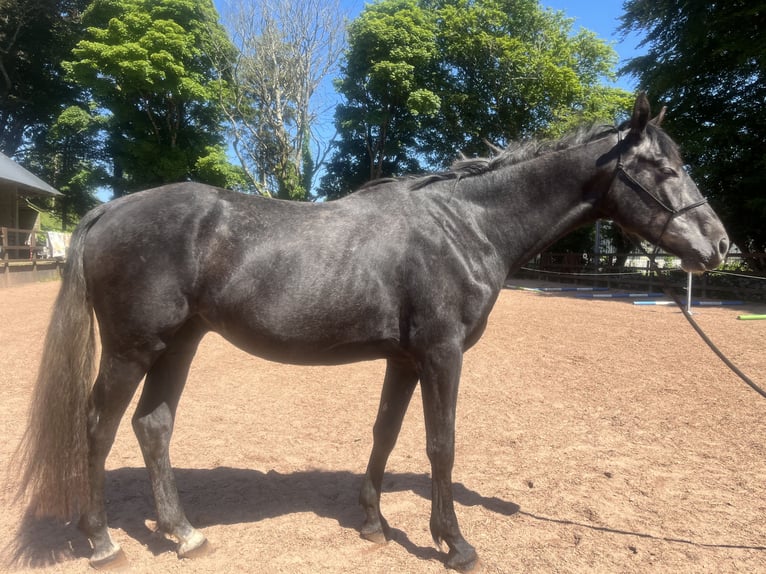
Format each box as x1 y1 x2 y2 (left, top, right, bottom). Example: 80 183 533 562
719 236 730 256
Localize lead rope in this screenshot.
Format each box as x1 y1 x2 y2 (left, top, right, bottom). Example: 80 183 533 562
648 258 766 399
630 229 766 399
608 128 766 399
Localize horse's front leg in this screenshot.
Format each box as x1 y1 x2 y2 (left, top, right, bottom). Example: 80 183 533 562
359 359 419 542
420 346 478 572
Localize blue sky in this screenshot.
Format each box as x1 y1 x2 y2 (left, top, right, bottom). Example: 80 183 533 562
543 0 645 90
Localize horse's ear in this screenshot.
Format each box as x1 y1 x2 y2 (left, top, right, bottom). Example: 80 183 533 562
629 92 651 136
651 105 667 127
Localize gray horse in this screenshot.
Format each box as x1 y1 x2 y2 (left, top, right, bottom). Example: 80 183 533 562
17 93 728 571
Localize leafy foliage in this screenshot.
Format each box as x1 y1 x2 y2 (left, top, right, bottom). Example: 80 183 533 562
0 0 87 156
321 0 631 198
0 0 102 228
64 0 240 196
322 0 438 197
32 105 105 229
619 0 766 263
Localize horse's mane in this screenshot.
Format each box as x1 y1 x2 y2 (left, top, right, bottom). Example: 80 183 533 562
454 124 620 173
360 122 619 192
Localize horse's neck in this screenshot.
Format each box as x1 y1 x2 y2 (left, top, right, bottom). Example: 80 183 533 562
457 144 607 274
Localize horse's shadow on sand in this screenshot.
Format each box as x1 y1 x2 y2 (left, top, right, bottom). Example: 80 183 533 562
10 466 766 569
8 467 519 568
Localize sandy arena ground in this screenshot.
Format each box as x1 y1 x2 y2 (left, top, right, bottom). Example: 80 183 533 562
1 280 765 573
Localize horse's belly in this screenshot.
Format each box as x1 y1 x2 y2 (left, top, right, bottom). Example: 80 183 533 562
202 299 407 366
217 328 406 366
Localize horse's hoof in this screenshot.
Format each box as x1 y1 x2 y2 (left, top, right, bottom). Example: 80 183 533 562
178 531 213 559
89 547 128 570
360 527 389 545
446 548 479 572
360 516 391 545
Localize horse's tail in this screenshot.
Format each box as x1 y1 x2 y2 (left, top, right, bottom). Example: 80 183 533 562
16 205 108 519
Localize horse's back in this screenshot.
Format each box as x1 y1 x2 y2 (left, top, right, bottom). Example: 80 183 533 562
194 186 416 363
80 182 414 361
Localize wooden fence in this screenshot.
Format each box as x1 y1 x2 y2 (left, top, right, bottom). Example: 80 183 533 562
1 226 63 287
1 226 39 259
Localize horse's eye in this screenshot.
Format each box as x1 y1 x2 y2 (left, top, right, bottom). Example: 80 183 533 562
660 166 677 177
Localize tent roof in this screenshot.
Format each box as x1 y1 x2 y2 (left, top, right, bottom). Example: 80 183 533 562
0 152 60 196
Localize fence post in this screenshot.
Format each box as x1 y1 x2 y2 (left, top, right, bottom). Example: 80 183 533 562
646 259 653 294
701 272 708 299
686 272 693 313
1 227 8 288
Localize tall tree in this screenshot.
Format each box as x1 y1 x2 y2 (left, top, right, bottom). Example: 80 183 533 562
64 0 240 197
424 0 627 162
321 0 630 199
210 0 345 200
619 0 766 266
322 0 440 197
0 1 102 229
23 104 105 229
0 0 87 156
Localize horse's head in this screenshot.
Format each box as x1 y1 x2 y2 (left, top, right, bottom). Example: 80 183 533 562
602 93 729 272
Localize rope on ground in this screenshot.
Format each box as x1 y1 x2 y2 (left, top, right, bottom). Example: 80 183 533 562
519 267 642 277
708 269 766 281
662 285 766 399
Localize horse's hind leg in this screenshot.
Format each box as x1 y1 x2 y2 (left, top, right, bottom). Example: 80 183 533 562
78 352 149 568
359 359 418 543
131 320 208 559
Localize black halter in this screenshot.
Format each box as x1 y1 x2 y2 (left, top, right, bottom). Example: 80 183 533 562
611 128 709 250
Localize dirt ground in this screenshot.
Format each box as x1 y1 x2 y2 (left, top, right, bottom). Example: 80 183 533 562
1 279 765 573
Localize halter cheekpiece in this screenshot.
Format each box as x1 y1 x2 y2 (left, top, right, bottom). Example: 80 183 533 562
610 128 709 250
612 128 709 217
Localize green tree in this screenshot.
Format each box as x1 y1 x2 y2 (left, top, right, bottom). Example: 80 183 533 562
619 0 766 267
424 0 626 161
23 105 105 230
0 0 87 156
322 0 440 197
0 1 100 230
321 0 630 198
64 0 239 197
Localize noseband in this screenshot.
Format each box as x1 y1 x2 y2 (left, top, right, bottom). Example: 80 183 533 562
610 128 709 249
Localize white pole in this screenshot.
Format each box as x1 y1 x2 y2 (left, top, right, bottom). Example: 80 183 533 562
594 220 601 270
686 271 693 313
